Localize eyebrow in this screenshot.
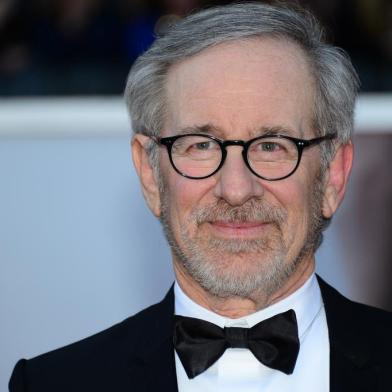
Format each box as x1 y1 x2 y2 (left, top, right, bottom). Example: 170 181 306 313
253 126 303 138
175 124 225 137
174 124 303 139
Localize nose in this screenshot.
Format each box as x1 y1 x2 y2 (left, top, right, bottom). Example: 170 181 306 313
213 146 264 206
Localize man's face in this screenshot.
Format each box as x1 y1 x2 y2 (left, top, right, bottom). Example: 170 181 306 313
154 38 327 300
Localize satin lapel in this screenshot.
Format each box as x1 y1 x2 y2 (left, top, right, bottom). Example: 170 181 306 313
317 277 378 392
130 287 179 392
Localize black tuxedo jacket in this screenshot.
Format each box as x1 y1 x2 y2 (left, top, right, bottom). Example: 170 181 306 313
9 278 392 391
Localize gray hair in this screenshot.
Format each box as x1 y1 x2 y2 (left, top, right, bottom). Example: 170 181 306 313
124 1 359 165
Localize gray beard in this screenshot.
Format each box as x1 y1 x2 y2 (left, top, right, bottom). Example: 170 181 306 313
159 178 325 301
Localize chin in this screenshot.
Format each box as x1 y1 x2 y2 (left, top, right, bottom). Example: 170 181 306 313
177 245 297 299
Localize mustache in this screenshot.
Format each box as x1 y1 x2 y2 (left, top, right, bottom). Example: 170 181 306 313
191 198 287 225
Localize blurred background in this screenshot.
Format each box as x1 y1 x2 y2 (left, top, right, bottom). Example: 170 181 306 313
1 0 392 95
1 1 391 391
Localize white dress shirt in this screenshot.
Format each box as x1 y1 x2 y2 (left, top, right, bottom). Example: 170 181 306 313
174 273 329 392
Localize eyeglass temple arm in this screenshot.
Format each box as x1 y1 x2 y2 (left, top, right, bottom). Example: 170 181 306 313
306 132 337 147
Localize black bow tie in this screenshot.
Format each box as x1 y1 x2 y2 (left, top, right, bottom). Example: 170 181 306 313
173 310 299 379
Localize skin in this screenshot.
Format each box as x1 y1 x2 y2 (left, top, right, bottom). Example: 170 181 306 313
132 37 353 318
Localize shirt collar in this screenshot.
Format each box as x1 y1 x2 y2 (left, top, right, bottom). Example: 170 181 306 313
174 273 322 341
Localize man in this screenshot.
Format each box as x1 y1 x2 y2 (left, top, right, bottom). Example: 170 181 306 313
9 2 392 391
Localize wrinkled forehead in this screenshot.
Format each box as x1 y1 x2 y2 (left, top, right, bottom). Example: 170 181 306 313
163 37 316 138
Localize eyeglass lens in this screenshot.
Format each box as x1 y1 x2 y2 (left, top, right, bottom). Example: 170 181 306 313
170 135 299 179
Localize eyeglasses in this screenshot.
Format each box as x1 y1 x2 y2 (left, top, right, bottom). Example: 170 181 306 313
154 133 336 181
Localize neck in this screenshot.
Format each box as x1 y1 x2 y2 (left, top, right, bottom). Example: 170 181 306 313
174 257 315 318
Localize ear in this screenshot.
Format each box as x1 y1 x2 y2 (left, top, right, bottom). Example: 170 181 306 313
131 134 161 217
322 142 353 219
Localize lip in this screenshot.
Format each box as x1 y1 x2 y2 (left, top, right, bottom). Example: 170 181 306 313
207 220 270 238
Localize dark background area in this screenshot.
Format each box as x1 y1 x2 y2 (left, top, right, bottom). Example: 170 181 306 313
0 0 391 96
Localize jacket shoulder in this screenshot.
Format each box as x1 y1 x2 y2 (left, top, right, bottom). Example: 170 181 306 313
9 289 174 392
318 277 392 389
318 276 392 328
318 276 392 358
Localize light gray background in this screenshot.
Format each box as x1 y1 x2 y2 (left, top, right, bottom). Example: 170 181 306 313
1 97 391 391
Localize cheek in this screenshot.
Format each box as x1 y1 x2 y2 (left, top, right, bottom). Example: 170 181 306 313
164 175 212 234
289 180 322 248
265 178 313 242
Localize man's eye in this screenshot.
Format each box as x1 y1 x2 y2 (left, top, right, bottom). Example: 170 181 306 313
258 142 282 152
250 139 291 161
192 141 215 150
263 142 278 151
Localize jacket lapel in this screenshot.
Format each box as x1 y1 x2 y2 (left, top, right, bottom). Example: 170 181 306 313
318 277 378 392
130 287 179 392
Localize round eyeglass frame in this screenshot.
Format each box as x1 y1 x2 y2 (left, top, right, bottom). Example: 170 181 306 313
153 133 336 181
